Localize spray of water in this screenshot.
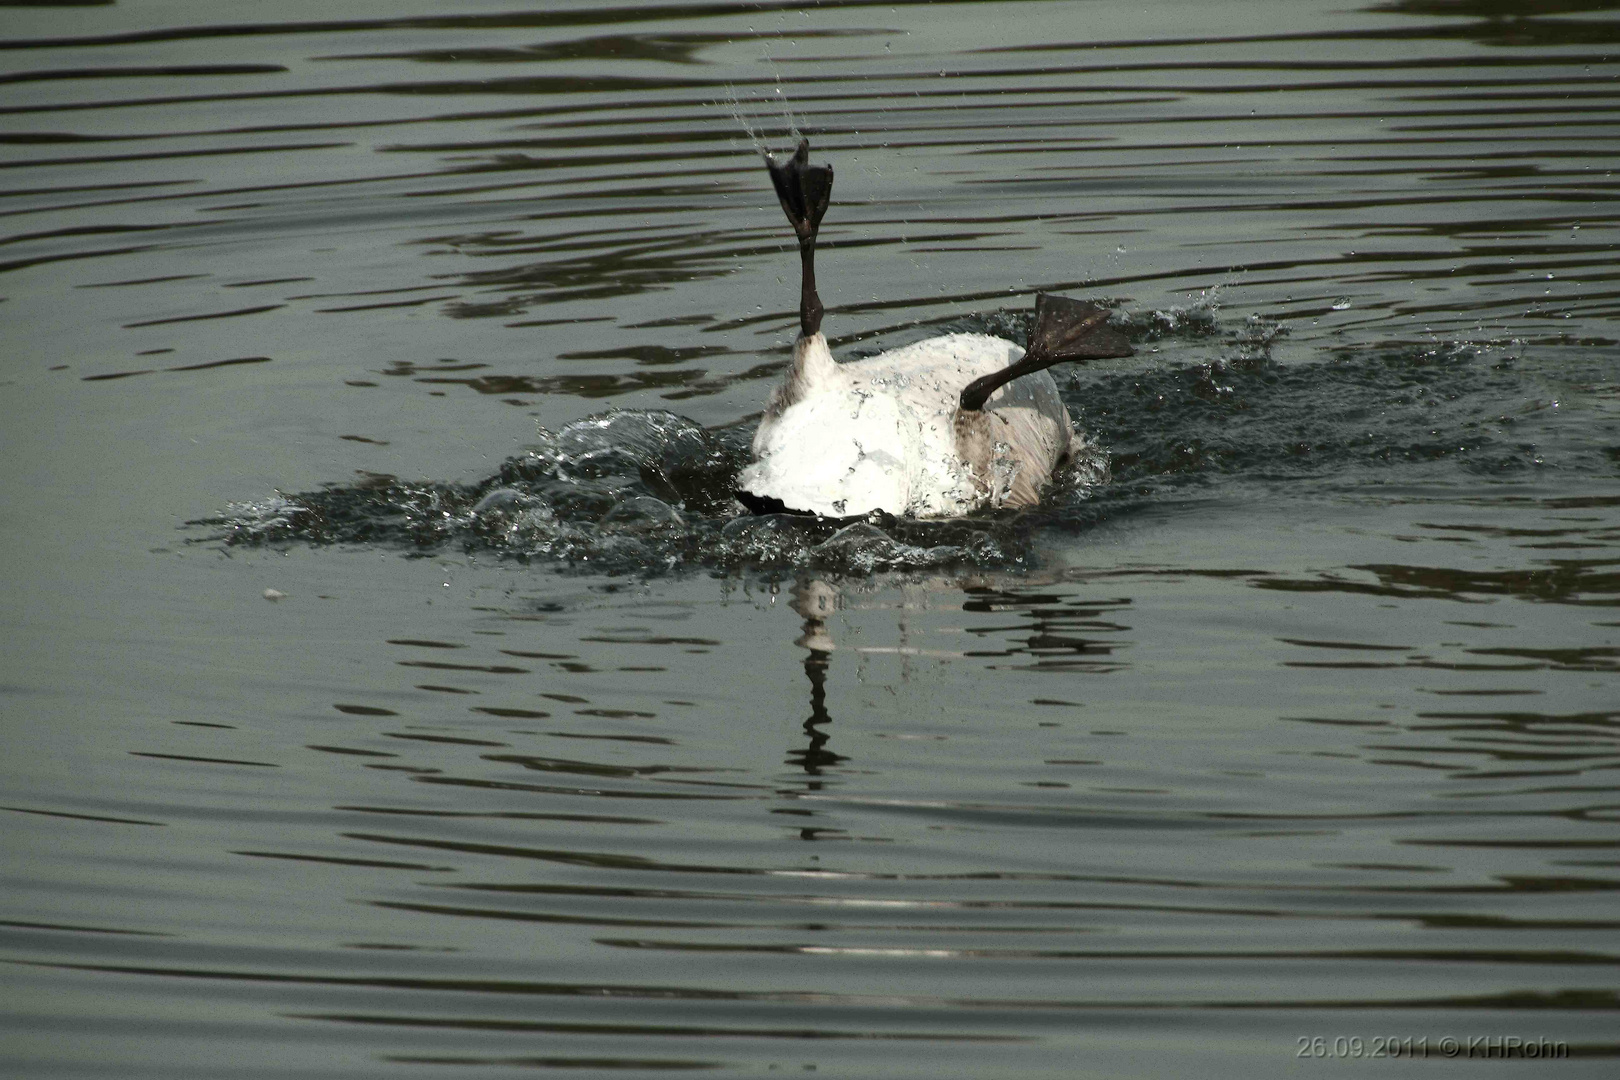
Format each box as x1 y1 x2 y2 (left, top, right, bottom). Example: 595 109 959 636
721 73 804 165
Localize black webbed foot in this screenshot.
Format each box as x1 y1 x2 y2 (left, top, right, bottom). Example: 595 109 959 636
765 139 833 243
764 139 835 337
1026 293 1132 366
959 294 1133 412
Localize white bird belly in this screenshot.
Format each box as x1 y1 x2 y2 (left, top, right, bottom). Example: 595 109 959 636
740 333 1075 518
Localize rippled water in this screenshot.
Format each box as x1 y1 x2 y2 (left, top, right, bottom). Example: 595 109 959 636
4 1 1618 1076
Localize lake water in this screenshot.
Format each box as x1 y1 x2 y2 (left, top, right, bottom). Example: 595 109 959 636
2 1 1617 1076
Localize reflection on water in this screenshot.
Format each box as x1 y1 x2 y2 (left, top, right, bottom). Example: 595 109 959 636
787 580 846 781
5 544 1620 1072
3 0 1619 1076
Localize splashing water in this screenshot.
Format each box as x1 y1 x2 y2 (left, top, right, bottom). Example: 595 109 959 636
195 403 1093 578
190 304 1581 579
722 81 803 161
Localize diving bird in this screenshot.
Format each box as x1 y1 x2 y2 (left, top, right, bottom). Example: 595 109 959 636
738 139 1133 519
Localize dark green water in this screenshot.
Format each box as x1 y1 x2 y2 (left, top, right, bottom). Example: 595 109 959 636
2 1 1617 1076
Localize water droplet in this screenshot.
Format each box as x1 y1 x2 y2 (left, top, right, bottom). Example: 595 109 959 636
1331 298 1352 311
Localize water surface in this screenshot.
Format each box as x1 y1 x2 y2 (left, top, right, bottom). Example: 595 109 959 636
2 1 1618 1076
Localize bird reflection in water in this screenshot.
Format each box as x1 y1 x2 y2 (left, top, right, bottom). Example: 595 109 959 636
786 579 848 785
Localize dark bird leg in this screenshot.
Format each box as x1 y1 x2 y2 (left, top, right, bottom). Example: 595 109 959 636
765 139 834 338
958 293 1133 412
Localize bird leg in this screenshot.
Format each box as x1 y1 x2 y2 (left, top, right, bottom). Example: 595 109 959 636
958 293 1133 412
765 139 834 338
